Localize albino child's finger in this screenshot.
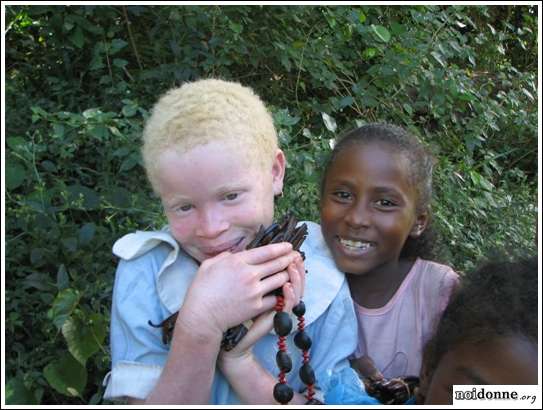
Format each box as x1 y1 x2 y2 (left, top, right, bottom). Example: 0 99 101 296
281 282 297 313
260 271 289 296
254 250 299 280
231 310 275 353
243 242 293 265
296 256 306 299
287 263 302 305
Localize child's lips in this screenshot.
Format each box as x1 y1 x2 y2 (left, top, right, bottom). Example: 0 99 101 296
201 237 245 257
336 235 376 255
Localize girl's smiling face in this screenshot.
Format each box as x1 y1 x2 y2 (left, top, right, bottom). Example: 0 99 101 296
320 142 426 276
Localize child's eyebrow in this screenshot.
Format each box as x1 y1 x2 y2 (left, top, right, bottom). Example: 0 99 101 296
372 186 405 198
217 183 245 192
455 366 489 385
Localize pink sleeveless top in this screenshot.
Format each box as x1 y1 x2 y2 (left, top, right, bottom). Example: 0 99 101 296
353 258 459 378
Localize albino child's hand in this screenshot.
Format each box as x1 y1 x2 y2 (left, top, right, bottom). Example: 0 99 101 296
218 256 305 365
180 242 300 338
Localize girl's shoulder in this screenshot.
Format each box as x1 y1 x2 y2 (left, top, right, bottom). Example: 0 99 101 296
413 258 459 282
411 258 460 310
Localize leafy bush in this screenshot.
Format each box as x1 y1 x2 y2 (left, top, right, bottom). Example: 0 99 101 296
5 4 537 404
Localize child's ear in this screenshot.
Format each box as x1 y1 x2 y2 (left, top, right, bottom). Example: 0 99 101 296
271 149 286 196
409 210 429 238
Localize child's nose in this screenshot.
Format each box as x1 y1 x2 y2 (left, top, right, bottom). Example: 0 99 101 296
344 202 370 228
196 207 229 238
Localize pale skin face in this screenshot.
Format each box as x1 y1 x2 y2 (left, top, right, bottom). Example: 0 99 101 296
424 335 539 404
155 141 285 263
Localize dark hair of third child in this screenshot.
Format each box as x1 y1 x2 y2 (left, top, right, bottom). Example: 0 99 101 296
321 123 437 260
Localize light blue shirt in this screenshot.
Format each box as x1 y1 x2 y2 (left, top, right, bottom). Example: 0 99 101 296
103 221 362 404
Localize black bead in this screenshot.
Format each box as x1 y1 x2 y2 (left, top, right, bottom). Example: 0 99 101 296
299 363 316 385
294 331 312 350
273 382 294 404
292 300 306 317
274 311 293 336
276 350 292 373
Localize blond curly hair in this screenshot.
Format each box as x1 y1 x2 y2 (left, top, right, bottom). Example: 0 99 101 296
142 78 278 192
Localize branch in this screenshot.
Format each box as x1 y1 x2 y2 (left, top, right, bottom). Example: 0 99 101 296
122 6 143 70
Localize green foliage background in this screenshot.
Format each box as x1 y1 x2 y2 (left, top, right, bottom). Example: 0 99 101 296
4 5 538 404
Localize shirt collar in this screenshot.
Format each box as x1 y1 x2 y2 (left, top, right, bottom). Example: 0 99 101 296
112 221 345 329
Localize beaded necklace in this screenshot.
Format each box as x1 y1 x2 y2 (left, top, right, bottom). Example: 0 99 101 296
148 213 322 404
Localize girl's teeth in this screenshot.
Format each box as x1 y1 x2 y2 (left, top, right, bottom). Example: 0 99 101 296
339 238 373 249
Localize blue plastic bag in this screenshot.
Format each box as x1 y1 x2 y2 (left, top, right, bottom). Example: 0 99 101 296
323 367 381 405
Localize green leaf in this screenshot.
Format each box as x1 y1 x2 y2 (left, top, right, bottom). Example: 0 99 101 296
69 26 85 49
280 54 292 72
47 288 81 329
362 48 376 59
522 88 534 101
41 160 57 172
321 112 337 132
104 186 131 208
23 272 56 292
113 58 128 68
62 314 107 366
57 264 70 291
43 353 87 398
66 185 100 210
120 153 140 172
109 38 128 54
358 11 366 24
82 108 101 119
5 377 39 404
403 103 413 115
89 54 104 71
431 51 446 68
62 237 78 252
53 123 65 138
6 161 26 190
304 161 314 177
122 104 137 117
89 124 109 140
79 223 96 245
390 22 405 36
486 23 496 35
339 96 354 108
30 248 45 266
371 25 391 42
7 136 26 150
229 22 242 34
63 20 74 32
